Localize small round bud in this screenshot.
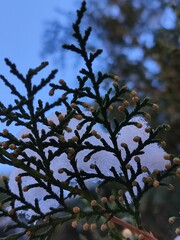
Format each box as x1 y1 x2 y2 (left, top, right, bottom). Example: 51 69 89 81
130 90 137 97
101 197 108 204
118 106 125 112
153 180 159 188
95 134 101 139
82 102 89 108
58 114 65 121
138 234 145 240
164 154 171 160
65 127 72 133
121 143 127 148
58 135 66 142
165 163 172 170
144 113 151 120
145 127 151 133
89 106 96 112
152 104 159 111
146 176 153 183
49 88 55 96
83 156 90 162
142 166 148 172
58 168 64 174
2 129 9 135
101 224 108 232
173 157 180 164
15 175 21 183
47 120 55 127
122 229 132 238
108 105 113 111
74 114 83 120
70 103 77 108
71 220 78 228
68 148 75 155
132 181 138 186
160 141 167 148
91 130 97 136
125 164 131 169
90 223 97 231
113 75 119 81
175 227 180 235
76 124 82 130
83 223 90 231
71 136 79 142
118 190 124 196
90 164 96 169
91 200 97 207
109 195 116 202
21 134 29 139
8 208 15 216
122 100 129 108
73 207 80 214
133 136 141 142
136 123 142 128
59 79 66 85
67 153 74 160
23 186 29 192
9 144 16 150
132 96 139 103
168 216 175 224
153 169 160 175
134 156 140 162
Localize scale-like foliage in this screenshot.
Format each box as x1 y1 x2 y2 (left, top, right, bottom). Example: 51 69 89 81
0 1 179 239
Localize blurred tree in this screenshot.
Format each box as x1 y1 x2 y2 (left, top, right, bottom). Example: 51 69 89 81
41 0 180 154
41 1 180 239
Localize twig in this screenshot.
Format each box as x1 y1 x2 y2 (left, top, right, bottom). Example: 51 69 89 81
104 213 158 240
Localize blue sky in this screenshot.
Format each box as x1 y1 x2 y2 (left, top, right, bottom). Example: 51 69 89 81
0 1 80 76
0 0 79 174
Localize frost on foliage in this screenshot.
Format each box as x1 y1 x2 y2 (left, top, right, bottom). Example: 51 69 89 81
8 111 168 219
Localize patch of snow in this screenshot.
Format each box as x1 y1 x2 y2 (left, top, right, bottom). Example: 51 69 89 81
8 112 168 219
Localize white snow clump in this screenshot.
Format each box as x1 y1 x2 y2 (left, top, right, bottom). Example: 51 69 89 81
8 111 168 219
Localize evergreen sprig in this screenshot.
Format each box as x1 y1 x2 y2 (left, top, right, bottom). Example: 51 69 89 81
0 1 179 240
